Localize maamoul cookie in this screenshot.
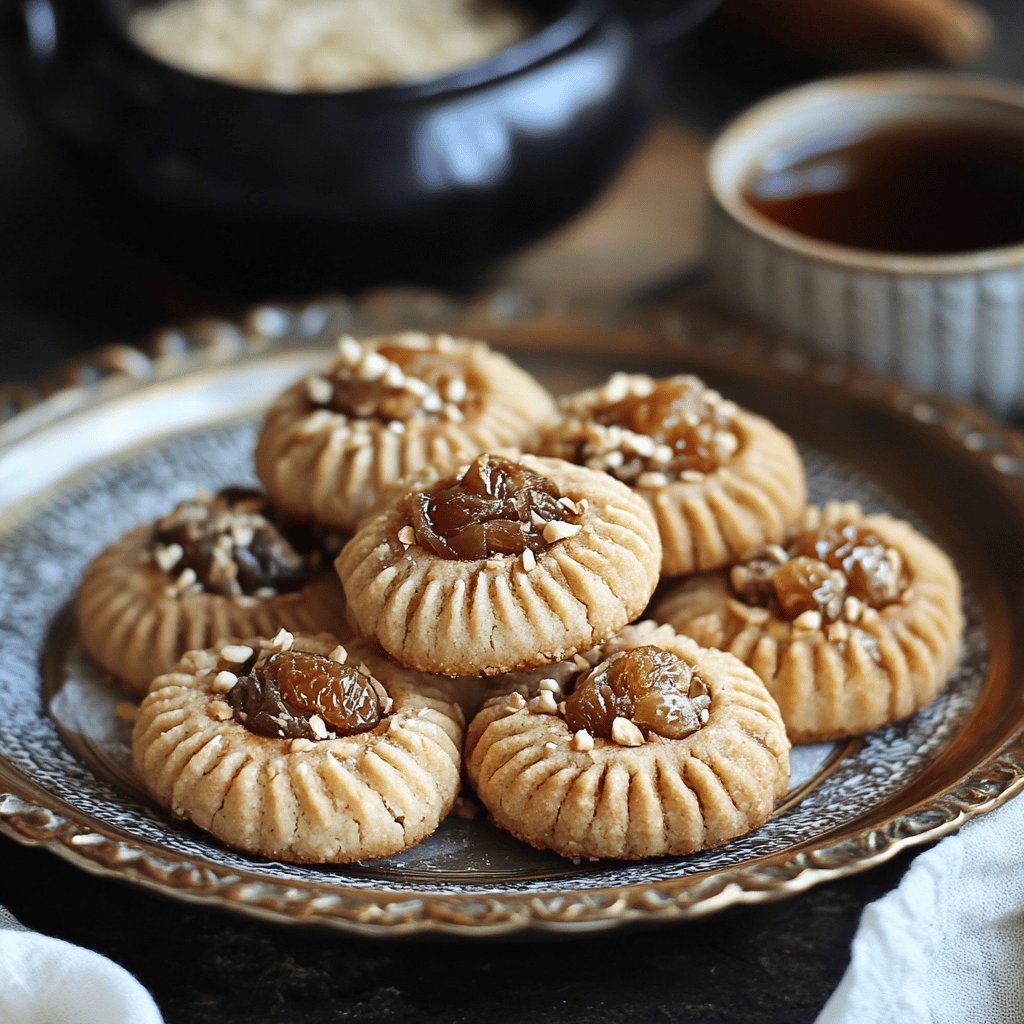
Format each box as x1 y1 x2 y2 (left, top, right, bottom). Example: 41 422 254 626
78 487 349 696
465 621 790 860
132 631 464 862
653 501 963 743
535 373 806 575
255 331 557 532
337 452 662 676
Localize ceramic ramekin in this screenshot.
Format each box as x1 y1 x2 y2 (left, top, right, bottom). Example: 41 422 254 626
707 73 1024 414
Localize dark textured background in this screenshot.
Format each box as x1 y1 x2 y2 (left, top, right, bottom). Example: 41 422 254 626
1 2 1021 1020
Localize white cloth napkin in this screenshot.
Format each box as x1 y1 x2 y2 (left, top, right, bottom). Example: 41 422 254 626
817 790 1024 1024
0 910 164 1024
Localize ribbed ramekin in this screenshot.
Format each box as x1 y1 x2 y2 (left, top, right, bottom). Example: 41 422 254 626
707 73 1024 414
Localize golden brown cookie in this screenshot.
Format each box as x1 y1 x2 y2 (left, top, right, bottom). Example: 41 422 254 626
337 452 662 677
535 373 806 576
132 631 464 863
77 488 349 697
465 621 790 861
255 332 556 532
653 501 963 743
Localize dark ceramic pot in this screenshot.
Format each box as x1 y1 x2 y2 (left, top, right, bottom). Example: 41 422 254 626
13 0 717 292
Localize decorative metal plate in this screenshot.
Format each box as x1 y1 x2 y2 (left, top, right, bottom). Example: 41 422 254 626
1 289 1023 937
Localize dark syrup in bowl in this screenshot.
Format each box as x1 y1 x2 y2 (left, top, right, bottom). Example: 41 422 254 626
742 120 1024 255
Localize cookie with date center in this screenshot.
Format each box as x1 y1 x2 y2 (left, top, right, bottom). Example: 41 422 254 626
255 331 556 533
652 501 963 743
465 621 790 861
535 373 806 576
336 452 662 677
77 487 350 697
132 631 464 863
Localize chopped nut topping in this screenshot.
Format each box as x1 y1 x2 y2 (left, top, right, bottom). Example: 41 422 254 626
328 645 348 663
611 716 645 747
306 376 334 405
211 670 238 693
153 543 184 573
538 678 560 693
506 692 527 710
544 741 557 752
521 548 536 571
397 525 417 549
220 644 254 664
546 374 742 486
636 471 670 489
306 335 476 424
572 729 594 752
289 738 315 753
542 520 582 544
152 487 322 598
729 521 908 625
531 691 559 715
265 628 295 652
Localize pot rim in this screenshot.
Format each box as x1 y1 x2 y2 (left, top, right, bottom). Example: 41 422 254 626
90 0 609 102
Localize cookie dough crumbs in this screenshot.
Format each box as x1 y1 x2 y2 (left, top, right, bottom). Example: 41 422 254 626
452 795 479 820
209 700 233 721
115 701 138 723
827 622 850 642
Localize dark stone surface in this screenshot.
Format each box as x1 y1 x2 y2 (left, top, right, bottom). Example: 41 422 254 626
0 833 917 1024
